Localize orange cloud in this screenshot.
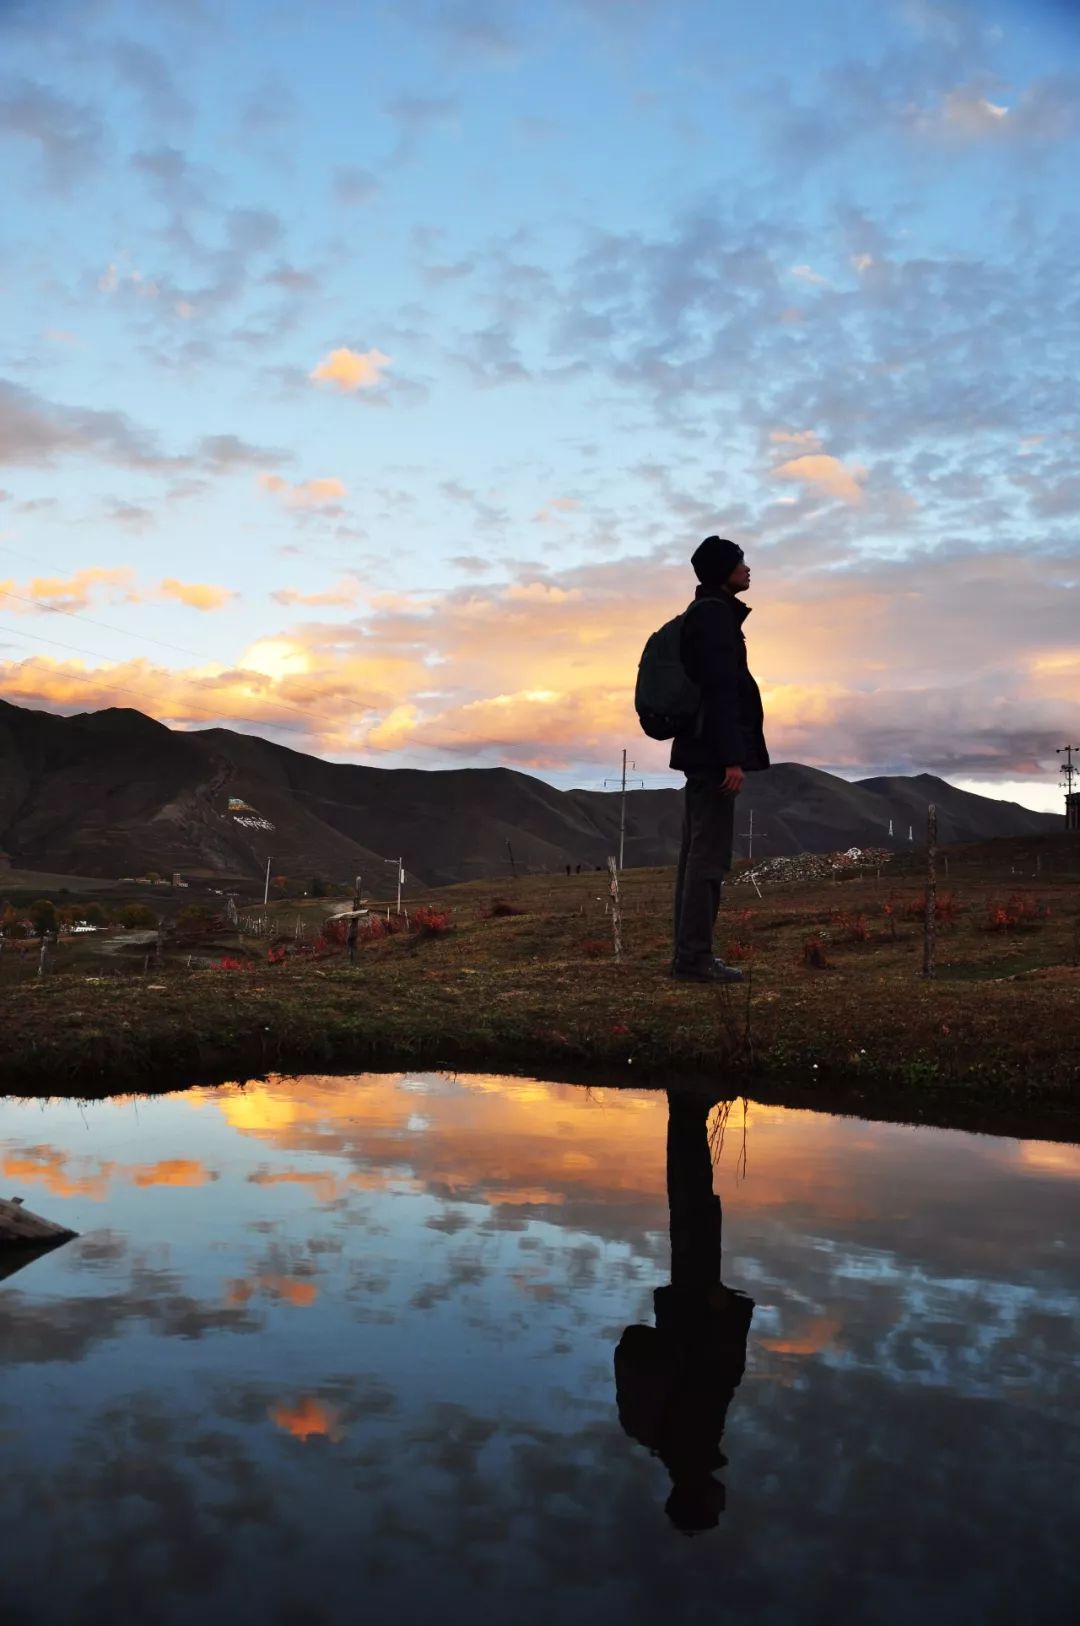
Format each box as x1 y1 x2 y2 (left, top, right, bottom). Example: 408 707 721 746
772 453 866 505
257 473 348 508
269 1396 344 1442
0 567 138 614
271 576 361 608
157 578 235 612
308 347 391 392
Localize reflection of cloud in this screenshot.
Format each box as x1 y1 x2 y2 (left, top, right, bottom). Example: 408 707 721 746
2 1146 115 1201
269 1395 344 1441
226 1274 318 1307
760 1315 842 1357
130 1158 217 1188
1 1145 217 1200
1017 1142 1080 1181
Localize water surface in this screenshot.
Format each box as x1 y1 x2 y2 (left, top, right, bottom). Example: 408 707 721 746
1 1074 1077 1625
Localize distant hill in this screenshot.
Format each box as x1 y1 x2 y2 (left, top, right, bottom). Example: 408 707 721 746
0 699 1065 886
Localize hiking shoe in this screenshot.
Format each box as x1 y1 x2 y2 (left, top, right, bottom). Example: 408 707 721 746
671 960 745 984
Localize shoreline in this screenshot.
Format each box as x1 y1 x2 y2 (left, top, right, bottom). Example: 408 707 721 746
3 961 1078 1144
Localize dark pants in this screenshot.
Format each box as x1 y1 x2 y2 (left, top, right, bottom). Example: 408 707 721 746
672 775 735 968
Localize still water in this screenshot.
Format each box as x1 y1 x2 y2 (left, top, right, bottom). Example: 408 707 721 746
1 1074 1077 1626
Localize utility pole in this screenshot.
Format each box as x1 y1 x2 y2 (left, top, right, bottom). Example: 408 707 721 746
923 804 937 979
506 839 517 880
263 856 272 907
604 749 644 871
738 807 762 863
1058 745 1080 798
397 857 403 916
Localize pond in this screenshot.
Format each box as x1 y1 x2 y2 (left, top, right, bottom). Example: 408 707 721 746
1 1074 1077 1625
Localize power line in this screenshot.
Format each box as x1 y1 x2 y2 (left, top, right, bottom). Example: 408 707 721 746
0 585 207 660
0 545 335 729
0 619 325 739
0 585 341 725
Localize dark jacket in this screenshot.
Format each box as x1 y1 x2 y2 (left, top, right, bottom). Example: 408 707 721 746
669 586 769 774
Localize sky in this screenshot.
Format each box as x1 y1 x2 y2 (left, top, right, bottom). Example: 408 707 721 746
1 0 1078 811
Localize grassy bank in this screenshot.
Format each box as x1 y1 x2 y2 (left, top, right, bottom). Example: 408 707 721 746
3 863 1079 1137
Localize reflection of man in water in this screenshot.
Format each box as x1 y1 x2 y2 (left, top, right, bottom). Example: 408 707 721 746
615 1088 753 1532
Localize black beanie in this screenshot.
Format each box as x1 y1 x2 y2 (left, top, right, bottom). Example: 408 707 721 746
691 535 743 584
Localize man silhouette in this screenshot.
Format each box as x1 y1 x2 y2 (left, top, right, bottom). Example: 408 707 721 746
614 1088 753 1532
671 536 769 982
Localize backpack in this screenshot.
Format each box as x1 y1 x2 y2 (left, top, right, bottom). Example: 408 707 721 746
634 600 707 740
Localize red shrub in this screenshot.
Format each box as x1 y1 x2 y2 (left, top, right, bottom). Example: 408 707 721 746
725 939 756 962
987 892 1039 932
830 910 870 942
579 937 609 959
412 906 453 938
216 955 252 972
266 944 288 965
322 917 350 946
802 936 830 969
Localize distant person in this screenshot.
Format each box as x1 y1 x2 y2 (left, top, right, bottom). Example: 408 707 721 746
670 536 769 982
566 864 572 876
614 1088 753 1532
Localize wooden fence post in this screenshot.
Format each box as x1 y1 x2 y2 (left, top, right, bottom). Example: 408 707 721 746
347 874 362 965
923 803 937 979
607 856 622 963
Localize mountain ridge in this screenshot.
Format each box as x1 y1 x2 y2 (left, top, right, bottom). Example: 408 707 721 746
0 698 1064 885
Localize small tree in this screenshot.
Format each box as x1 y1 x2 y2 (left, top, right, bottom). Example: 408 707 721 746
116 902 158 929
29 898 59 936
310 875 327 898
1 902 26 939
82 903 107 927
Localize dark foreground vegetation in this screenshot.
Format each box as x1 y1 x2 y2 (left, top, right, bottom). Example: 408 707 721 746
2 847 1079 1138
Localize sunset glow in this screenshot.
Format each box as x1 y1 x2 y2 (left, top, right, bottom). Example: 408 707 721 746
0 0 1076 808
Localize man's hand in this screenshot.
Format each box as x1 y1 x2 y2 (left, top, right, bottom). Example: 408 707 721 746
721 765 745 794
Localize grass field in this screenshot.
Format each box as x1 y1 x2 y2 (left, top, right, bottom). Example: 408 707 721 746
3 853 1079 1135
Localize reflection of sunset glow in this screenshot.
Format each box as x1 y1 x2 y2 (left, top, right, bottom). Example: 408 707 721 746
2 1147 115 1201
227 1275 319 1308
130 1159 215 1188
269 1397 344 1442
1017 1142 1080 1180
0 1146 216 1201
760 1316 843 1357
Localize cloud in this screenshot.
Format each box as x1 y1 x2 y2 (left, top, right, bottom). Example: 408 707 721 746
111 39 191 127
384 93 458 166
309 348 392 392
0 381 288 476
270 577 362 607
334 164 380 206
257 473 348 509
0 567 138 613
403 1 522 64
0 75 102 188
772 453 867 506
157 578 235 612
0 379 168 471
